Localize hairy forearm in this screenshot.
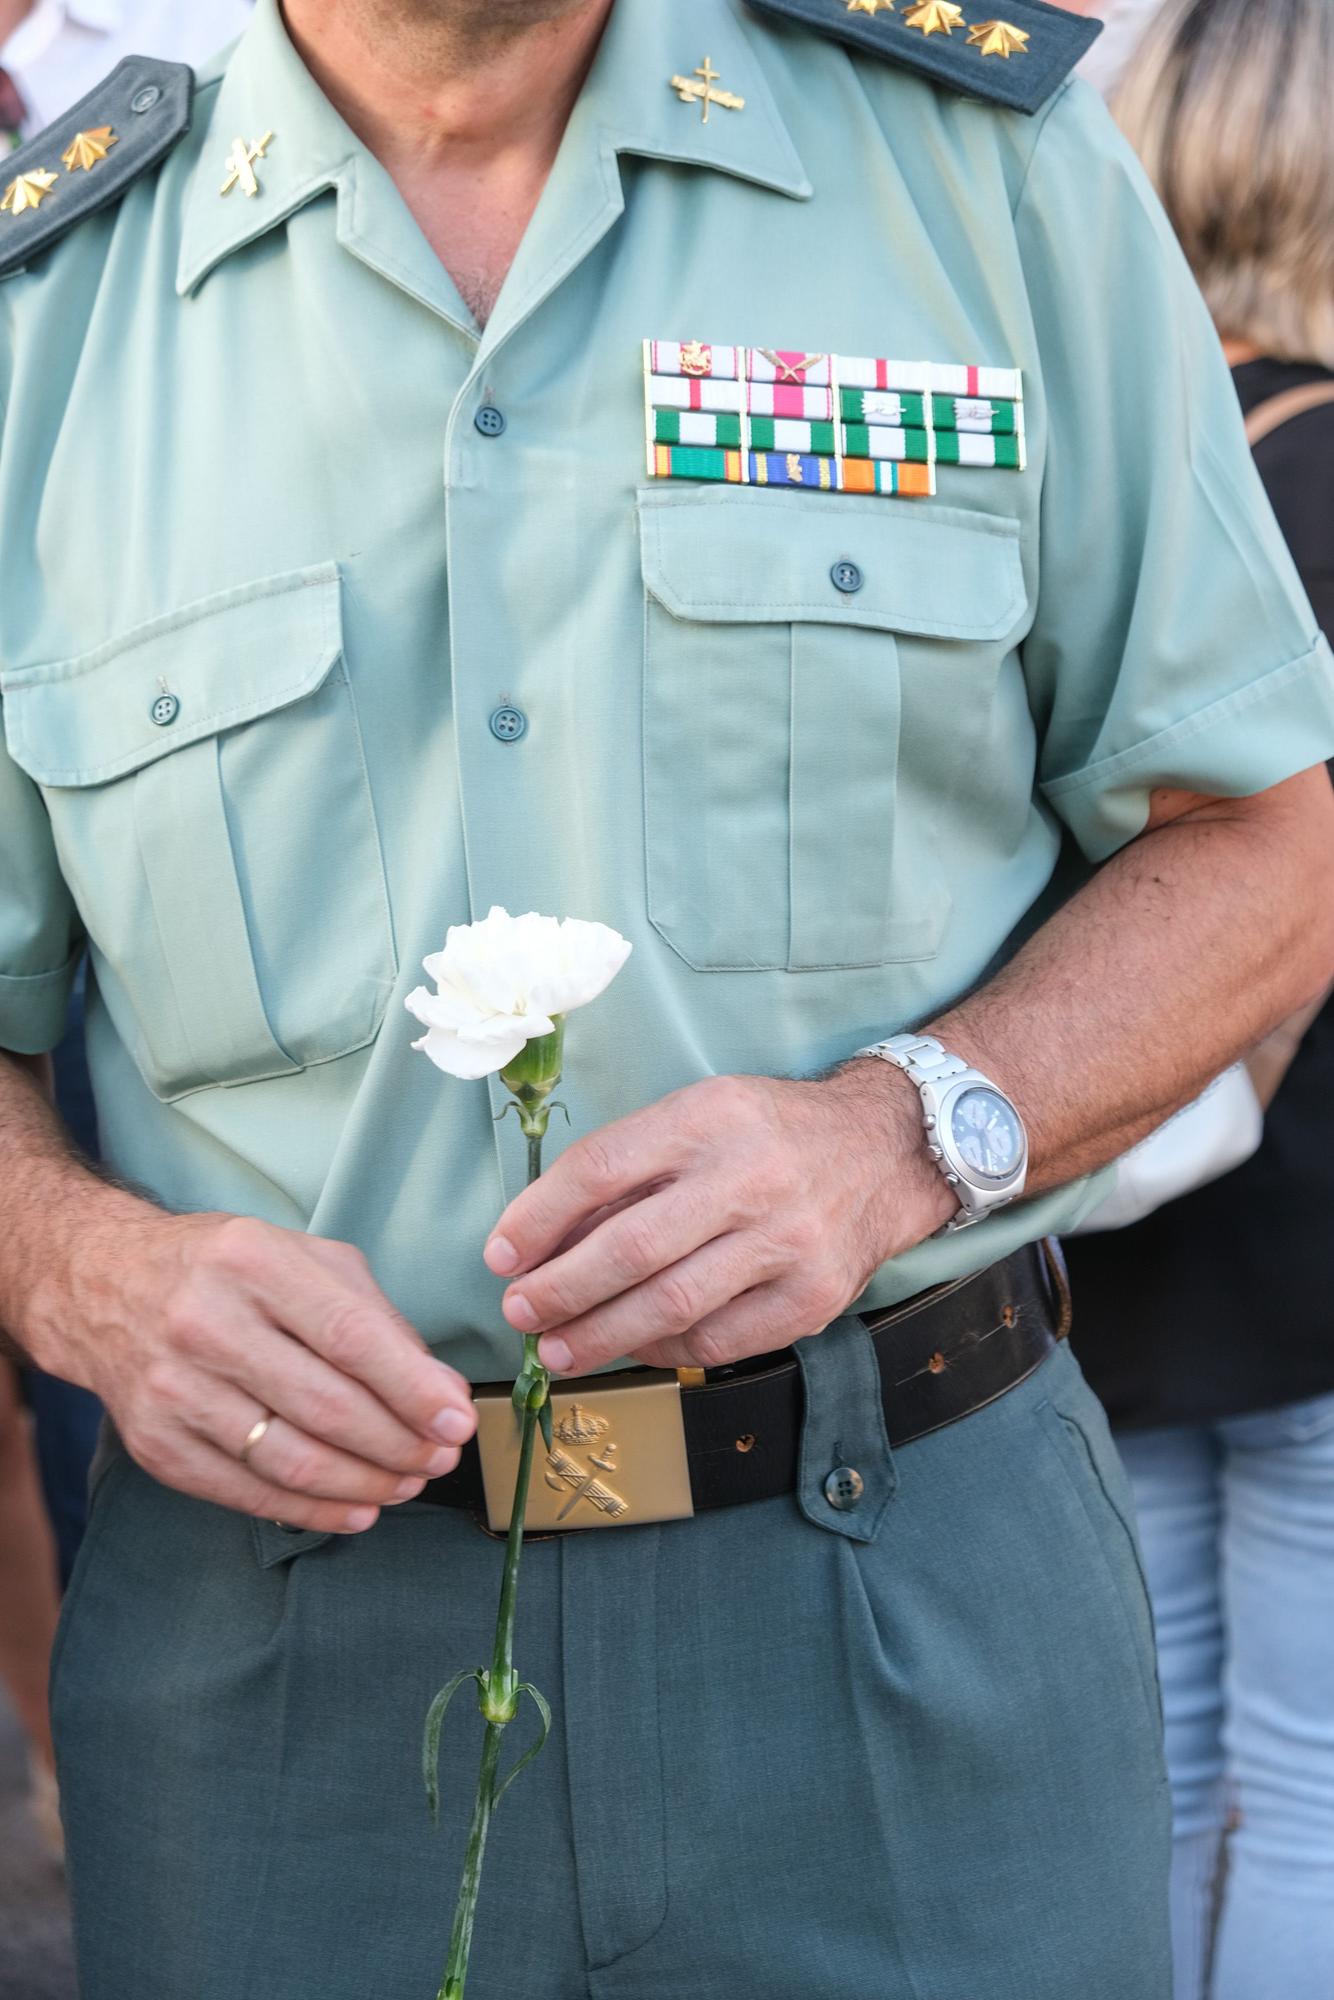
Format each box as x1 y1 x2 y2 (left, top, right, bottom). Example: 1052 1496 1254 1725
0 1050 153 1365
925 769 1334 1194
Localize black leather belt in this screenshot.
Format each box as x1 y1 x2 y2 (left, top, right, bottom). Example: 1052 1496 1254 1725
422 1239 1069 1530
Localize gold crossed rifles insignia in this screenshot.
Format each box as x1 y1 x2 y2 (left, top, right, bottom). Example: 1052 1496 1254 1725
757 348 827 383
220 131 274 198
668 55 746 123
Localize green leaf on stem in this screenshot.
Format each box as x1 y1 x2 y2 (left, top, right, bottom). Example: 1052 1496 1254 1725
490 1683 554 1809
423 1668 484 1825
538 1397 553 1452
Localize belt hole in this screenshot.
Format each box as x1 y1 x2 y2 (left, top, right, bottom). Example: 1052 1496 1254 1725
928 1351 947 1374
735 1433 756 1453
1002 1304 1017 1328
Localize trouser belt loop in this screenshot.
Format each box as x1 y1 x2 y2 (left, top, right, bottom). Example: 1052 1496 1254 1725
1040 1235 1074 1343
795 1313 898 1543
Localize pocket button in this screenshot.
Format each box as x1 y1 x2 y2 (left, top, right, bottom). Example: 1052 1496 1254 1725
149 691 180 727
830 559 864 595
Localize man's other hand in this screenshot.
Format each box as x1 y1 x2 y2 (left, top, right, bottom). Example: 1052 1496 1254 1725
483 1069 954 1376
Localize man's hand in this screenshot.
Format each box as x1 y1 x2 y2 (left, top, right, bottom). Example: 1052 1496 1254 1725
24 1205 477 1535
482 1067 954 1376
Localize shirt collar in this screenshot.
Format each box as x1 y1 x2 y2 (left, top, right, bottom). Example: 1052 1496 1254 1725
177 0 810 299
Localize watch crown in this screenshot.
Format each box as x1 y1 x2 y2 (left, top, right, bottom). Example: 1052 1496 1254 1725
945 1173 960 1186
926 1144 943 1161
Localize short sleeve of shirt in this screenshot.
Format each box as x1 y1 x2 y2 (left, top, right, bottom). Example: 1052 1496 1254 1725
1017 83 1334 862
0 322 83 1055
0 719 83 1053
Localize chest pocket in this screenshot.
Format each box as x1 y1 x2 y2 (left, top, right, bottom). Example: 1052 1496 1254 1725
0 564 396 1100
639 488 1027 973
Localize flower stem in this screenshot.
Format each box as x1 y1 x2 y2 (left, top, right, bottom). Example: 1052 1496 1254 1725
491 1341 543 1702
433 1115 553 2000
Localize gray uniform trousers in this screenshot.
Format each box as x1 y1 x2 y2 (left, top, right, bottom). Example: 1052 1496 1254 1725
53 1331 1171 1998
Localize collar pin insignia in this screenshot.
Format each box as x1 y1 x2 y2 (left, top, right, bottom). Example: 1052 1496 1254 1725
1 167 57 215
668 55 745 125
847 0 895 13
220 131 274 199
62 126 118 172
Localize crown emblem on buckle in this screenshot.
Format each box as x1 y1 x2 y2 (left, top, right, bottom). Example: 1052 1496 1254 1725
553 1403 609 1445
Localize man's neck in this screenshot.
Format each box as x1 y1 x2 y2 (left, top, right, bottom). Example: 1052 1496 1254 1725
280 0 611 324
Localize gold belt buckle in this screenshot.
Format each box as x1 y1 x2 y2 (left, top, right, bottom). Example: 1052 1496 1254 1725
473 1369 695 1533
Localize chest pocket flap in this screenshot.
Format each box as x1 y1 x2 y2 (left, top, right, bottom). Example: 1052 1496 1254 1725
1 564 396 1100
638 488 1027 974
640 488 1025 637
2 566 343 787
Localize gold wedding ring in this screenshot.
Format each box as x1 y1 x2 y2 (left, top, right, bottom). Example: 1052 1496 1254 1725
239 1413 273 1464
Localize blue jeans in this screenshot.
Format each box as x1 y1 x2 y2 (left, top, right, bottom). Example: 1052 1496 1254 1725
1118 1394 1334 2000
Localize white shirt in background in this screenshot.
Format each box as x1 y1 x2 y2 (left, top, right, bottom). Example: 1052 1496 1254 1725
1076 0 1164 101
2 0 253 139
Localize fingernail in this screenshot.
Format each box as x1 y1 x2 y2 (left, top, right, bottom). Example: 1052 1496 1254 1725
505 1293 538 1331
393 1475 426 1501
344 1507 378 1533
431 1408 475 1444
485 1236 520 1274
539 1336 575 1374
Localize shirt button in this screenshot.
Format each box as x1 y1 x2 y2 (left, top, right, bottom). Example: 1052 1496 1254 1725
149 691 180 727
489 705 527 743
130 84 162 114
823 1465 865 1512
475 405 507 438
830 559 863 595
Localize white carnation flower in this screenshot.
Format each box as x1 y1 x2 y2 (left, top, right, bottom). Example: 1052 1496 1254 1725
405 906 631 1080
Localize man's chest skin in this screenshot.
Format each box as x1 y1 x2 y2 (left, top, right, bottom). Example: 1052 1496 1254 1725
394 159 549 328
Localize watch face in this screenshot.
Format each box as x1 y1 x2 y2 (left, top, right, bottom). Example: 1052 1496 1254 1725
949 1087 1024 1180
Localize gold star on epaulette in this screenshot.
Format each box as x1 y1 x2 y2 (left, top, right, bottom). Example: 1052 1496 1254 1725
903 2 965 35
1 167 57 215
967 19 1031 56
847 0 895 14
61 126 119 172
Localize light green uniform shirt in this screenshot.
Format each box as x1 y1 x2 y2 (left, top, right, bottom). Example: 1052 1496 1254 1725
3 0 1332 1379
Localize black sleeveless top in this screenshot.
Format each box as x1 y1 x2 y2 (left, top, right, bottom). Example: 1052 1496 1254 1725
1067 361 1334 1430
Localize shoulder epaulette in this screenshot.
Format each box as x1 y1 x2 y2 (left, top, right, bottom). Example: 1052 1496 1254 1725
745 0 1101 115
0 56 193 280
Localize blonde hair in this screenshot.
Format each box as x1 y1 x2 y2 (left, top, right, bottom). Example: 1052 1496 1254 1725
1113 0 1334 366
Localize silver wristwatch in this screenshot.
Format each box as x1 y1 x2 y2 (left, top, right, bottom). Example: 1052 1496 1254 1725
855 1033 1028 1231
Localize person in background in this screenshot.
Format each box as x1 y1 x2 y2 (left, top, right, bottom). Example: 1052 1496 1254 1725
0 0 253 146
1065 5 1334 1996
0 0 254 1860
1062 0 1165 99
